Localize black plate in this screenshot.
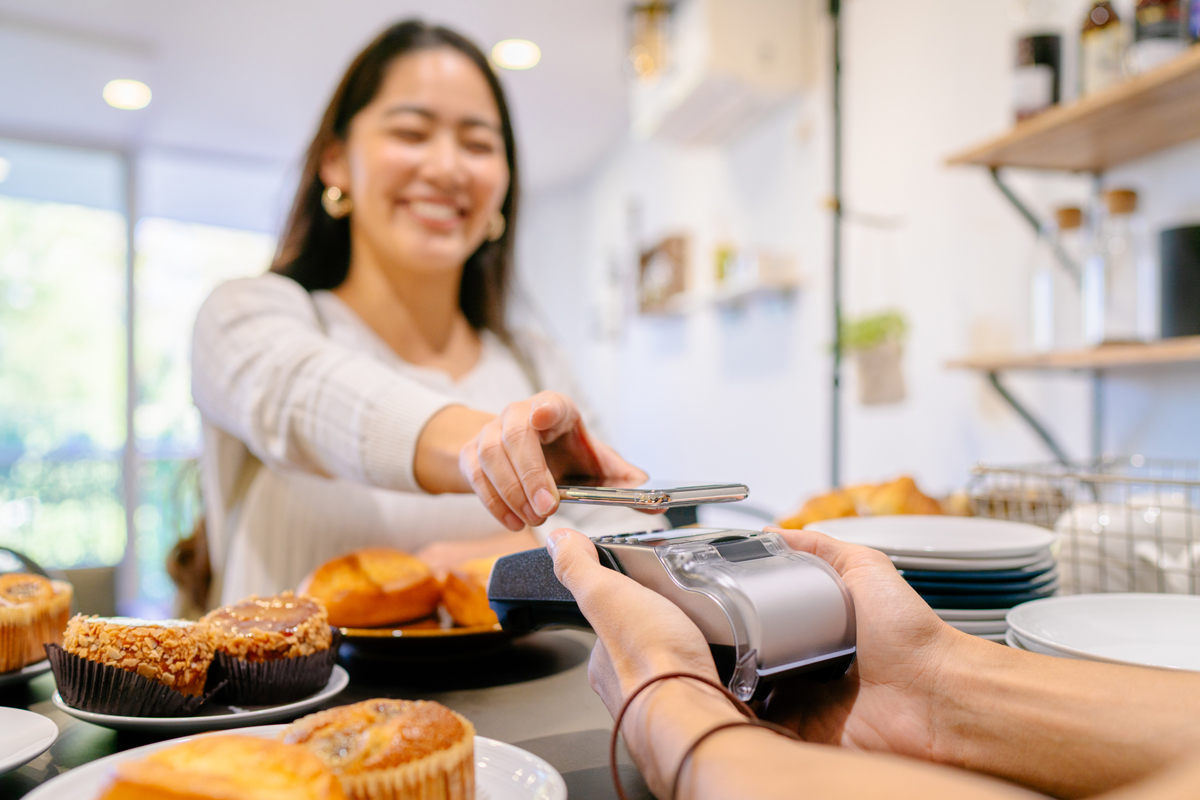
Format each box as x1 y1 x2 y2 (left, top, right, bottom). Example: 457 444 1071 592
920 583 1058 609
904 569 1058 595
898 558 1056 582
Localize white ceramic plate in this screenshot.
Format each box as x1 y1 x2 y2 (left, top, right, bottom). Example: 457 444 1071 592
935 607 1011 621
1005 628 1076 657
808 516 1057 558
889 551 1053 571
0 708 57 775
52 666 349 733
1007 594 1200 671
0 659 52 689
947 619 1009 635
24 725 567 800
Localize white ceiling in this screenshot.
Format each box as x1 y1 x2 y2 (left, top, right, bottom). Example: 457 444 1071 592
0 0 632 192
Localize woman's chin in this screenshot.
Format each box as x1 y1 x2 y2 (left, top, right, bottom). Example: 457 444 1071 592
388 242 478 275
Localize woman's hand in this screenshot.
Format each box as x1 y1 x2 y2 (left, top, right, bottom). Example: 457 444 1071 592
545 527 718 714
760 526 962 760
460 391 647 530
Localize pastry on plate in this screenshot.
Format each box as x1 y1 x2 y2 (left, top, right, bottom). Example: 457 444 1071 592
298 548 440 628
441 556 499 627
49 615 215 716
98 734 346 800
779 475 944 529
282 698 474 800
0 572 72 672
203 592 337 704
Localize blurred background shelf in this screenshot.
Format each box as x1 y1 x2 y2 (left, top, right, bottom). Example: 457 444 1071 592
948 44 1200 172
948 337 1200 372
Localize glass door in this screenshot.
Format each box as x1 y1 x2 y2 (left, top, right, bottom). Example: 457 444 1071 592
0 138 129 577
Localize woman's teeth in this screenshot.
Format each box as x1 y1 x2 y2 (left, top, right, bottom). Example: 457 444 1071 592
410 201 458 222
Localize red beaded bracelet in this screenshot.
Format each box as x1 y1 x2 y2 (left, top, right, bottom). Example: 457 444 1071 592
608 672 801 800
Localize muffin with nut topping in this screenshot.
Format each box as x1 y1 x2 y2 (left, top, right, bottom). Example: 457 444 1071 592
48 615 216 716
202 592 337 705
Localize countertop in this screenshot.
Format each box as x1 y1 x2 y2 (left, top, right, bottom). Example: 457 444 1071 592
0 630 652 799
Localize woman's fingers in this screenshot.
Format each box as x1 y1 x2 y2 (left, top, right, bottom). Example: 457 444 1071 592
590 439 648 486
478 418 549 528
460 442 524 531
529 392 578 441
499 404 559 521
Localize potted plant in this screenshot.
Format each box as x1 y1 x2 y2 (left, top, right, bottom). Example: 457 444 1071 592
841 310 908 405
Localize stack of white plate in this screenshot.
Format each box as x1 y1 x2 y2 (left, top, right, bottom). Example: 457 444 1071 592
807 516 1058 642
1006 593 1200 670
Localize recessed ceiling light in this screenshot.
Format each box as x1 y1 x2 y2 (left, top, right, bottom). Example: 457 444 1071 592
491 39 541 70
0 157 10 184
103 79 152 110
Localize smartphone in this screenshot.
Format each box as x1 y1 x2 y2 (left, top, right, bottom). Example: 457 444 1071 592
556 481 749 509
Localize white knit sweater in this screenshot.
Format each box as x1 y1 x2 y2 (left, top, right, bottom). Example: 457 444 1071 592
191 273 654 603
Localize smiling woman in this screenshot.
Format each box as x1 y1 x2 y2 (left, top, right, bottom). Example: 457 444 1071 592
190 20 654 606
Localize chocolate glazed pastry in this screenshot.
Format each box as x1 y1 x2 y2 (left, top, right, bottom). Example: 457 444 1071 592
203 593 338 705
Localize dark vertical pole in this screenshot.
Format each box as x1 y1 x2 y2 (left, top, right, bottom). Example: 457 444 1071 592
830 0 844 488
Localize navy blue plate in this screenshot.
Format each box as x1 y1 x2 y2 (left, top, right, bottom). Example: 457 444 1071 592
904 570 1058 595
898 559 1055 583
920 584 1058 609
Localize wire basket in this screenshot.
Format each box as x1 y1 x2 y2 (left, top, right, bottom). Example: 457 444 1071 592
968 456 1200 595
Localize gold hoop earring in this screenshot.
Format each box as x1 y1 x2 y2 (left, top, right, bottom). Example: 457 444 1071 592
486 211 506 242
322 186 353 219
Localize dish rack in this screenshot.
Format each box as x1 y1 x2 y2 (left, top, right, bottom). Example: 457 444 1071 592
968 456 1200 595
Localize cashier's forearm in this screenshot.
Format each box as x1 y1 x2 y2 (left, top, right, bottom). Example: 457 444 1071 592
931 634 1200 797
629 681 1032 800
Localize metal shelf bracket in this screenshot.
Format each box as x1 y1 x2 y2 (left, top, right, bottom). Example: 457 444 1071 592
989 167 1082 285
986 371 1071 466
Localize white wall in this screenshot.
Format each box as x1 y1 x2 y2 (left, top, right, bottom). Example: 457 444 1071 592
517 0 1200 518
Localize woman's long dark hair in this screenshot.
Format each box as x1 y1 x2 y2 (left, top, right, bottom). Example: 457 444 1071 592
271 20 520 345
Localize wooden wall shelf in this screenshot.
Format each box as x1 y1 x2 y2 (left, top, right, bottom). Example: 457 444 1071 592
947 336 1200 372
948 45 1200 172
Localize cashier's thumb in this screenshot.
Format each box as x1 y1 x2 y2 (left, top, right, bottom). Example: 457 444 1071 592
547 528 600 594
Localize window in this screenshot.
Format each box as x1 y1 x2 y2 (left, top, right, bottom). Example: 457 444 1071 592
0 140 128 571
0 137 283 616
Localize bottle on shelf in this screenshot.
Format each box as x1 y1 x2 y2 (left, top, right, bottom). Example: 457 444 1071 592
1082 189 1155 346
1013 0 1062 121
1080 1 1126 97
1129 0 1191 74
1028 207 1084 352
1030 219 1059 352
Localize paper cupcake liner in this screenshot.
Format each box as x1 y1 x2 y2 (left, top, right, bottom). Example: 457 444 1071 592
211 629 340 706
45 644 224 717
0 584 71 673
339 718 474 800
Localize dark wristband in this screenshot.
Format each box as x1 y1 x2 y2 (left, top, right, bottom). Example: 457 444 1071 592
608 671 798 800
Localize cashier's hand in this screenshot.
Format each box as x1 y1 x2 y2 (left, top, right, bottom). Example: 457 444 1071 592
460 392 648 531
760 527 961 760
545 528 719 716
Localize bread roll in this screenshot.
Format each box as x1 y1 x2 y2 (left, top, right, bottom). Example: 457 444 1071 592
99 735 345 800
441 556 499 627
298 548 440 628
